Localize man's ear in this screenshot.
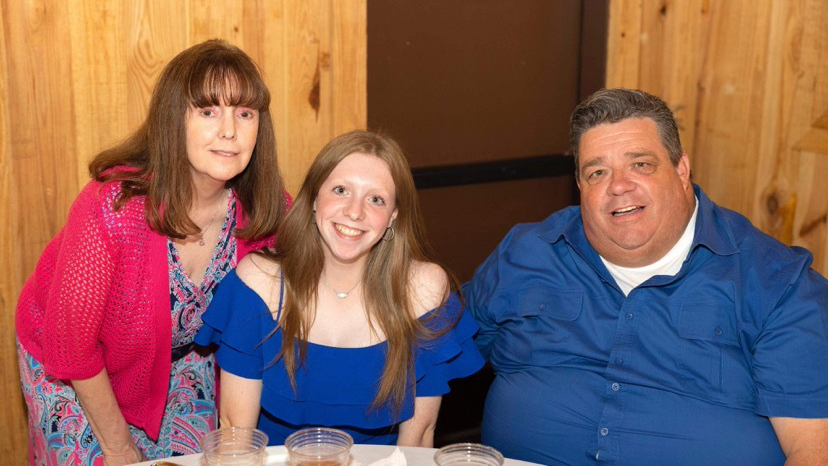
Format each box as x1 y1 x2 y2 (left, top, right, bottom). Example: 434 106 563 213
677 152 691 187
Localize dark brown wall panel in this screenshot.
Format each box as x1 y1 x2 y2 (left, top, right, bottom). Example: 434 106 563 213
368 0 607 444
368 0 583 166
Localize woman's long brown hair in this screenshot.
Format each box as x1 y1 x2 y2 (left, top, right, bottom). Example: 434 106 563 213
265 130 459 415
88 39 285 239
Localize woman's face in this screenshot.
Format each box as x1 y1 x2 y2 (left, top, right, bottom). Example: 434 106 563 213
314 152 398 267
185 102 259 189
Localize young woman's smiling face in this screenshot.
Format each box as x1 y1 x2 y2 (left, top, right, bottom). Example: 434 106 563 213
314 152 398 267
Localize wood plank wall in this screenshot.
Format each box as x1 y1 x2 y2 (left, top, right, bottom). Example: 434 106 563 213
606 0 828 275
0 1 365 464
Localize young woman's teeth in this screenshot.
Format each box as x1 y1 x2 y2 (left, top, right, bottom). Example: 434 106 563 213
335 224 363 236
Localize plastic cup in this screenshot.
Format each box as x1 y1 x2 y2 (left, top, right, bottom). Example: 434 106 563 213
434 443 505 466
285 427 353 466
200 427 269 466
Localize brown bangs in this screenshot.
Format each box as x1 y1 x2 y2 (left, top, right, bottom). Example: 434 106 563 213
187 58 270 111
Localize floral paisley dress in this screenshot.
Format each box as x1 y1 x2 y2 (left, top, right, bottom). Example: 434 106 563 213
18 192 238 465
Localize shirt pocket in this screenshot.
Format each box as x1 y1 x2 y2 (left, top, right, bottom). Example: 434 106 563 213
676 301 753 403
496 287 583 366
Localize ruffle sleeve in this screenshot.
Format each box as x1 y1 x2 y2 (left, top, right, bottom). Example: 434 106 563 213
414 292 486 396
195 270 275 379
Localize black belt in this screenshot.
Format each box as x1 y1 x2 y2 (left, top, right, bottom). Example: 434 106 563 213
171 342 197 362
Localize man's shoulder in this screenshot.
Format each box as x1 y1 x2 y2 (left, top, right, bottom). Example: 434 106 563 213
705 198 814 274
503 205 581 244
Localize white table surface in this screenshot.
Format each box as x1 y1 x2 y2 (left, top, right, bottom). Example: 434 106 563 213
130 444 543 466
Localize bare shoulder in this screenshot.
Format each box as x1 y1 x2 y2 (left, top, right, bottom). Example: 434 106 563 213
409 260 450 317
236 253 283 310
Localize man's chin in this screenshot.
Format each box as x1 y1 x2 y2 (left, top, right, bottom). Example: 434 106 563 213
596 237 658 266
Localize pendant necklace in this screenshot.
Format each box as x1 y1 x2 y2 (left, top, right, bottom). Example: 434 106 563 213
198 189 229 246
198 216 216 246
321 274 359 299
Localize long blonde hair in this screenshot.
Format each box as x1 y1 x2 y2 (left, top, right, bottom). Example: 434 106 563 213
265 130 458 414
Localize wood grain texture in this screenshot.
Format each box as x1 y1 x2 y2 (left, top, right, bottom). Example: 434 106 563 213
0 1 366 464
606 0 828 275
0 0 29 462
331 0 367 137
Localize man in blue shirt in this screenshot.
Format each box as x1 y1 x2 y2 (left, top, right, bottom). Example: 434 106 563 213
464 88 828 466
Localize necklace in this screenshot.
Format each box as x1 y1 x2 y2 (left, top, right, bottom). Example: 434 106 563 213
198 216 216 246
198 189 229 246
321 274 359 299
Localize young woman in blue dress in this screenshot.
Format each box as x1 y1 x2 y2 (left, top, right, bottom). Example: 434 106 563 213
196 130 483 446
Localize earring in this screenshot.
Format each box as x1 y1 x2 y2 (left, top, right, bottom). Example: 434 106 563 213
382 226 395 241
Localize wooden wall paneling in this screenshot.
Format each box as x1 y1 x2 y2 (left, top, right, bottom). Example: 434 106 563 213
748 0 793 241
330 0 366 136
606 0 828 275
267 0 367 192
606 1 706 156
606 0 643 86
126 2 187 128
190 0 245 45
256 1 293 191
693 0 778 224
283 0 331 194
0 0 28 462
795 151 828 273
68 1 129 185
5 0 79 265
239 0 269 63
640 1 707 158
790 0 828 273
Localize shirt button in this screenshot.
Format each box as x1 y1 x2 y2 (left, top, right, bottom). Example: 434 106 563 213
714 327 723 336
611 383 620 391
600 428 609 436
615 358 624 365
539 303 546 310
625 313 634 320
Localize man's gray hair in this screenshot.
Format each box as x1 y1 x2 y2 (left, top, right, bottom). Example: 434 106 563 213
569 88 683 174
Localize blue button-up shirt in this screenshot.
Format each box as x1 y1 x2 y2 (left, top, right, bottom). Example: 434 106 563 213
464 185 828 466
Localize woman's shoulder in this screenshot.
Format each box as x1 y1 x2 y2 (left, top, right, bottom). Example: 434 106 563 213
409 260 450 317
66 176 144 232
236 252 284 311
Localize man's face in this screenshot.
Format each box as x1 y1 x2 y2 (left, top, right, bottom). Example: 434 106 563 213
576 117 694 267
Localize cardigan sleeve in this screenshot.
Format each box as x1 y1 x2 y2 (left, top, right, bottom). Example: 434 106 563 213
40 181 118 380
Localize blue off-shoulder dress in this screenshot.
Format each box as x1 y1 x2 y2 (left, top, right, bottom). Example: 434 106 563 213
194 270 485 445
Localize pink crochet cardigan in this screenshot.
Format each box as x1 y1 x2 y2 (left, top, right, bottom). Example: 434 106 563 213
16 177 277 439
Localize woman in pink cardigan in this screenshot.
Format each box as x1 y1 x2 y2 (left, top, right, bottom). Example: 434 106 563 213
15 39 288 466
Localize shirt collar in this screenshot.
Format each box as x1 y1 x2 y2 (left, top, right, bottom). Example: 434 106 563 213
538 205 584 245
537 184 739 258
691 184 739 256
